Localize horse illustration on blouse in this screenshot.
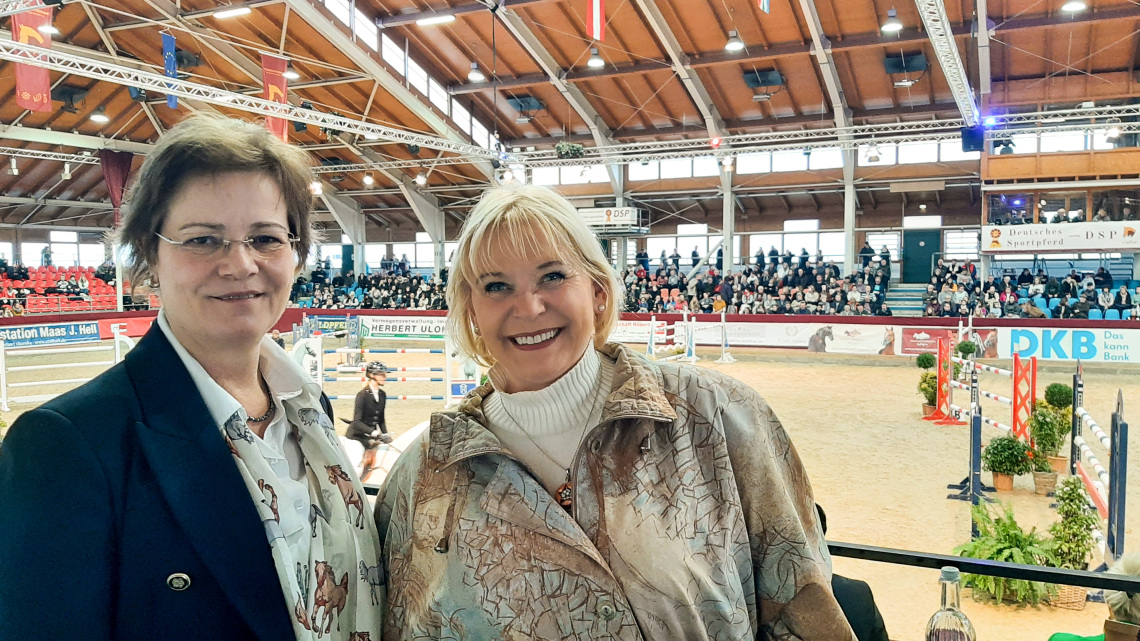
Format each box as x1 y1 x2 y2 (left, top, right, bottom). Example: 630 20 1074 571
326 465 366 528
359 560 383 605
257 479 279 523
312 561 349 637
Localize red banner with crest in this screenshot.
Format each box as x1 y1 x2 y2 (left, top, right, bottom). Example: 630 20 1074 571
11 6 53 112
260 53 289 142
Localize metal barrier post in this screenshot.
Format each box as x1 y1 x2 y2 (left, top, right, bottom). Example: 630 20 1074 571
1109 390 1128 561
646 315 656 357
112 327 122 363
715 311 736 364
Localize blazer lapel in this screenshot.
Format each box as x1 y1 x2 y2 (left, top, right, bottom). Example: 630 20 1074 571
125 326 294 641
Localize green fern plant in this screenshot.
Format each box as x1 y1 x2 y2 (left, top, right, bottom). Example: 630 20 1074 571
954 503 1059 605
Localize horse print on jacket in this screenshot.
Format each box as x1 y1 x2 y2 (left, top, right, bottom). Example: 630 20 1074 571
223 413 255 445
294 597 312 631
312 561 349 637
309 503 330 538
256 479 279 523
358 560 383 605
299 407 339 446
325 465 366 528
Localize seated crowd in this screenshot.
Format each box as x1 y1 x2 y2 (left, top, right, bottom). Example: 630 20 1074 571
291 259 447 311
924 262 1139 319
623 241 896 317
0 258 122 315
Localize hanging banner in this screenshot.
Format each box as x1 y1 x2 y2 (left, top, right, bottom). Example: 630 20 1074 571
260 53 289 142
162 32 178 109
982 221 1140 253
587 0 604 41
998 327 1140 363
11 6 53 112
578 207 638 226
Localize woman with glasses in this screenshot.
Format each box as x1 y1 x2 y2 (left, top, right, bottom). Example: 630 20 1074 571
0 115 383 641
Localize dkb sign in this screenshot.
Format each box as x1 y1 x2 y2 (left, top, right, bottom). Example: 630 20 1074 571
1000 328 1140 362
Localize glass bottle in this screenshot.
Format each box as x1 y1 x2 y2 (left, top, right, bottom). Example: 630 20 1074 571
925 566 976 641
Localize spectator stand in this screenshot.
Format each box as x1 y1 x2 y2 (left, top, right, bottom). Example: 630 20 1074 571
0 327 134 411
3 265 121 313
1070 367 1129 564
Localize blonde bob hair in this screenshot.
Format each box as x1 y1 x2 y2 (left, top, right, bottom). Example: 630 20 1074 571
446 184 623 366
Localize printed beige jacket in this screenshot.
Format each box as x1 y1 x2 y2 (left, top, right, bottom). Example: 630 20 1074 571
374 343 856 641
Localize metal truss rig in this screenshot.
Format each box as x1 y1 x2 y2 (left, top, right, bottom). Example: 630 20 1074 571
913 0 979 127
316 109 1140 173
0 146 101 165
0 40 498 161
0 0 58 19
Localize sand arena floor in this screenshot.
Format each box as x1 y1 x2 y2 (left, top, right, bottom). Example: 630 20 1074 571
2 336 1137 641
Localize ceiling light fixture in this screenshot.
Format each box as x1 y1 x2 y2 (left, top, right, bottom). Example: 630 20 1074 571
893 78 916 88
363 172 374 186
414 173 427 186
62 162 71 180
866 147 882 163
37 24 59 35
8 158 17 176
516 115 533 125
213 5 252 18
89 106 110 124
501 169 514 182
721 156 734 171
309 180 322 195
415 14 456 26
724 30 745 53
587 47 605 68
919 203 927 211
362 132 380 141
468 62 486 83
1106 118 1123 140
1061 0 1087 12
283 63 300 81
881 8 904 33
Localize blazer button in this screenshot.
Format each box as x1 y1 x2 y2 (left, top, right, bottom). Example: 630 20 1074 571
166 573 191 591
596 600 616 621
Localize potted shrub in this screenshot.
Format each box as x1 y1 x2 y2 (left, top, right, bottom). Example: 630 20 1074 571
918 371 938 415
982 435 1032 491
954 502 1058 605
1045 382 1074 410
916 352 936 370
1031 399 1069 475
956 340 978 359
554 141 586 159
1048 477 1100 609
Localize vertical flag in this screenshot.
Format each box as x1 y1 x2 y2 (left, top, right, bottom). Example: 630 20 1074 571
162 32 178 108
11 6 53 112
587 0 604 42
261 53 289 142
758 0 770 13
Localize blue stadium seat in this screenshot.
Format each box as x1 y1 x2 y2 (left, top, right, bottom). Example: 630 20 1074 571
1130 280 1140 290
1019 287 1030 298
1125 309 1133 320
1033 296 1047 309
1068 297 1078 305
1106 309 1121 320
1040 307 1052 319
1048 297 1061 310
1090 308 1104 320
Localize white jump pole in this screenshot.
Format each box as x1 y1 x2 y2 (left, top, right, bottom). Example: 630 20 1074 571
715 311 736 364
646 315 657 357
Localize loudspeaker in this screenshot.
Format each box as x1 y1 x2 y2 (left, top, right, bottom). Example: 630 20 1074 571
961 125 985 152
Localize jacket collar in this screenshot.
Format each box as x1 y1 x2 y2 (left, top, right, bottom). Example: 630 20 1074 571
431 343 677 467
123 325 294 641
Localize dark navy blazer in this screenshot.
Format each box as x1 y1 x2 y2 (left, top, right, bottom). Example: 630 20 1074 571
0 325 330 641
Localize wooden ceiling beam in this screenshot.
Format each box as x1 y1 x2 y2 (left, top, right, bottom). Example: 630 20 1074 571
447 6 1140 94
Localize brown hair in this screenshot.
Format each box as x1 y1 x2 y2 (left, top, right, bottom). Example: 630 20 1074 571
112 114 317 287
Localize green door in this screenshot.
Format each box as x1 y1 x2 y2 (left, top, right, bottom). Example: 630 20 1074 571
902 230 941 284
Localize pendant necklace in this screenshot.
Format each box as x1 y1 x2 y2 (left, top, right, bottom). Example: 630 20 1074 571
498 377 606 512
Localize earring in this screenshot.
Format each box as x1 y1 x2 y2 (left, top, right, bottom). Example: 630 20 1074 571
473 325 481 336
597 304 606 312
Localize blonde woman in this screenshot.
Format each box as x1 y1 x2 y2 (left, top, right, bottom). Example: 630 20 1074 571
374 185 854 640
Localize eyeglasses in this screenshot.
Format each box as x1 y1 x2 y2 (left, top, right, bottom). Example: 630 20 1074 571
155 232 298 260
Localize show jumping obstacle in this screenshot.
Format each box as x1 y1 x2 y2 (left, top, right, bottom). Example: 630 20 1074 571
0 328 134 412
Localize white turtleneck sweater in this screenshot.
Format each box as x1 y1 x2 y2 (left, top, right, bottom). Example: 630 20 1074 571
483 345 615 494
